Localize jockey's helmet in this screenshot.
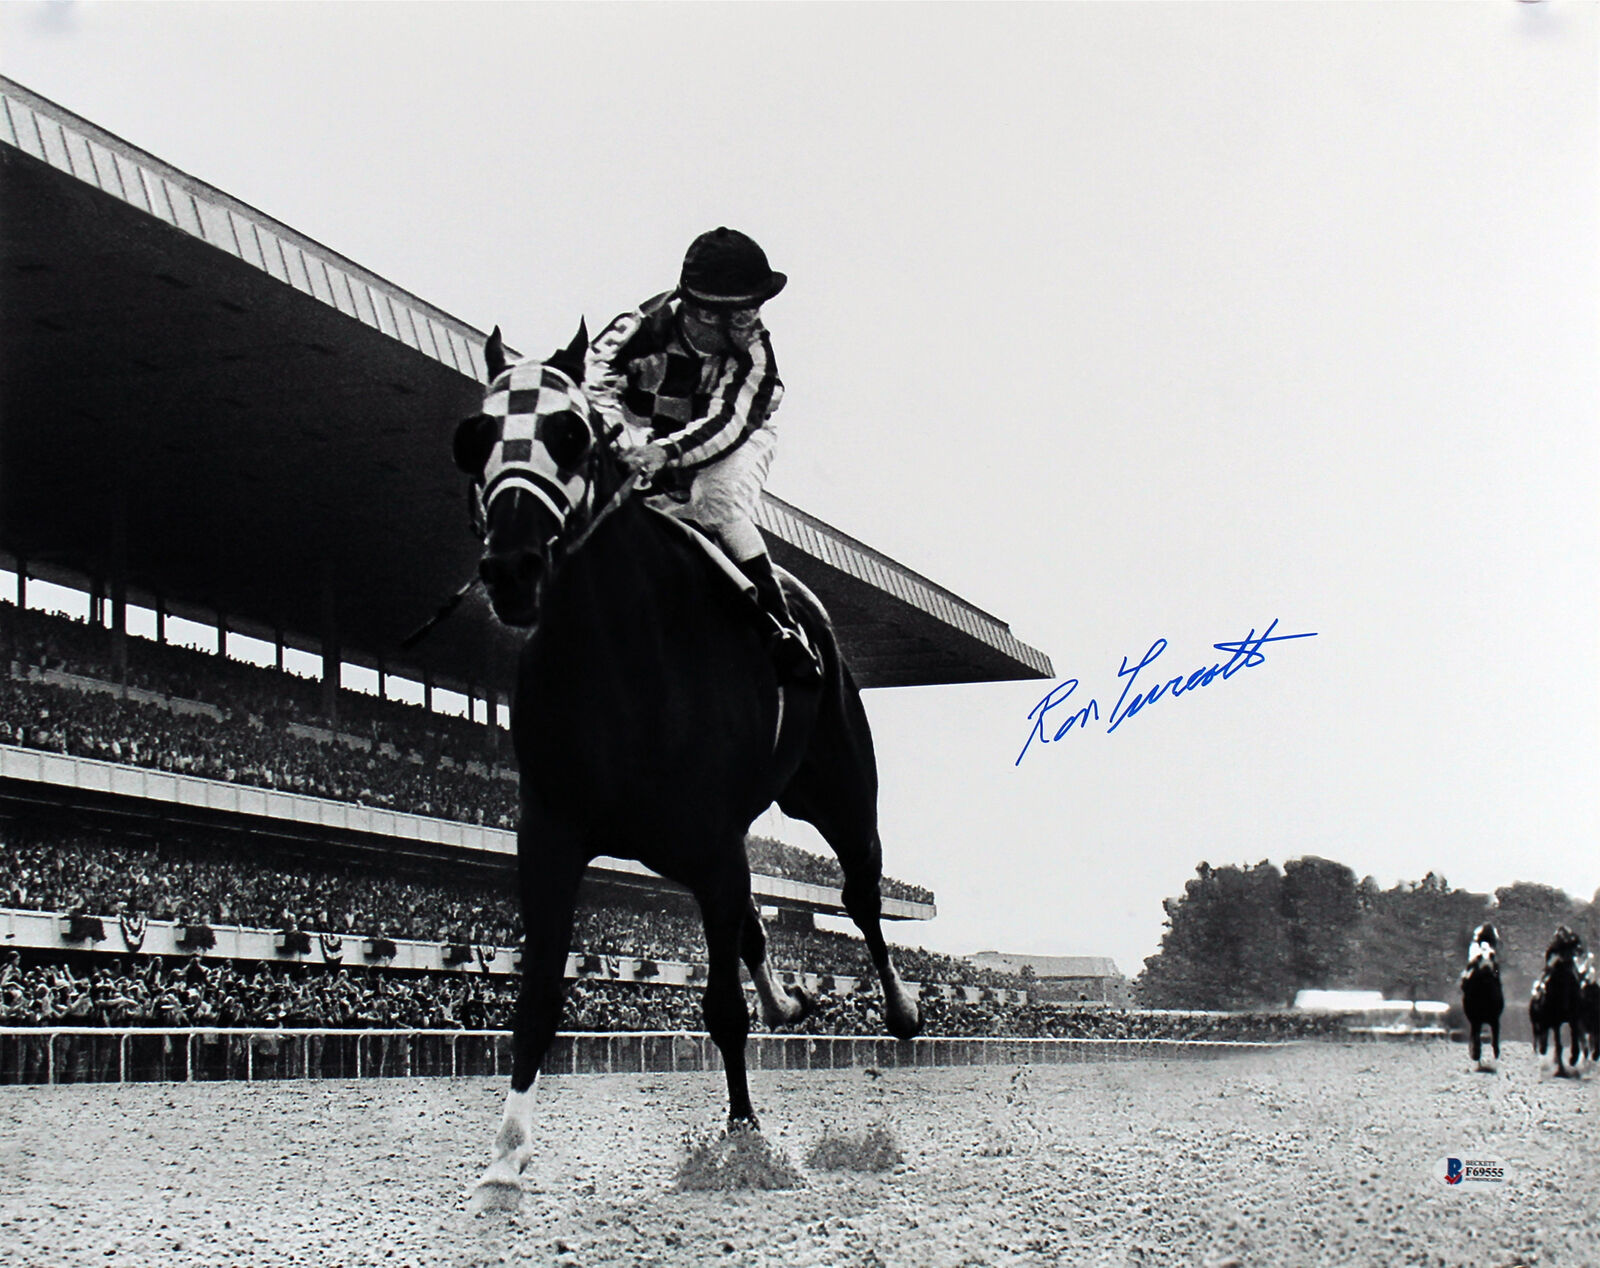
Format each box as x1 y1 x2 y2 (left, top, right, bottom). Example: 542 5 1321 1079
679 228 786 308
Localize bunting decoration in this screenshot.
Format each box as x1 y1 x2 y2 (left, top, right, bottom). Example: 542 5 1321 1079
120 912 147 951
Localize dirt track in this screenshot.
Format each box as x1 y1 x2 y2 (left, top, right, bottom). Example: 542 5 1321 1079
1 1042 1597 1268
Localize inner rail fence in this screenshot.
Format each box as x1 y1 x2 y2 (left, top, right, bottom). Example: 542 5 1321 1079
0 1028 1291 1086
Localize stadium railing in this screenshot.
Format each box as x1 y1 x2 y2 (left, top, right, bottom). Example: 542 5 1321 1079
0 1027 1286 1085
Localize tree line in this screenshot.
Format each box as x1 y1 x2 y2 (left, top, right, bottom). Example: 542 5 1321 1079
1135 857 1598 1022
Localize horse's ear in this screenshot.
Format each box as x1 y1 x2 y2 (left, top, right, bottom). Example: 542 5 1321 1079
546 319 589 385
453 413 497 477
485 326 507 381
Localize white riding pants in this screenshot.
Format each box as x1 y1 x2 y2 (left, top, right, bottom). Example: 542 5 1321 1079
649 423 776 563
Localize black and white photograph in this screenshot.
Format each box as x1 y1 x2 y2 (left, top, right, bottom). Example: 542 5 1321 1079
1 2 1596 1265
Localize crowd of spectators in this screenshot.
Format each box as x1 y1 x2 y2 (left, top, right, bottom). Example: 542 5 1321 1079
1 602 932 901
745 836 932 906
0 952 1339 1049
2 602 491 756
0 822 1021 990
762 926 1024 989
0 953 487 1031
0 827 519 944
0 677 519 828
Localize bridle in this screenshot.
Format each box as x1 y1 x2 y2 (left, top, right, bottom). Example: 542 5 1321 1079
562 451 641 557
401 365 639 651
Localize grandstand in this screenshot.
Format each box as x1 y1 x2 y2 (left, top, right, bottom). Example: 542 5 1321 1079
967 952 1132 1006
0 75 1066 1052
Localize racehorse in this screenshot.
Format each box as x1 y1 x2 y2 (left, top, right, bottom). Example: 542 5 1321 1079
1529 925 1585 1077
451 325 922 1210
1577 950 1599 1065
1458 922 1503 1070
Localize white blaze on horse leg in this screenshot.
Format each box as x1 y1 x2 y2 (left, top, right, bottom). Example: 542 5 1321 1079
470 1078 541 1211
492 1078 540 1162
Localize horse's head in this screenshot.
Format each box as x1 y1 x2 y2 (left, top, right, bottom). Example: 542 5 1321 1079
453 323 604 626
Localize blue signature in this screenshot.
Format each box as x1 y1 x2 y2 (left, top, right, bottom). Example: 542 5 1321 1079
1015 620 1319 765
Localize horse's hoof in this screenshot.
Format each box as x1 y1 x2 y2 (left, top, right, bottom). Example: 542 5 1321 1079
469 1157 526 1213
468 1177 523 1214
887 1004 923 1042
781 988 819 1027
760 988 812 1029
727 1115 761 1135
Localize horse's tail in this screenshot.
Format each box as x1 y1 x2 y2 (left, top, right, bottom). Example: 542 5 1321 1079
773 565 881 815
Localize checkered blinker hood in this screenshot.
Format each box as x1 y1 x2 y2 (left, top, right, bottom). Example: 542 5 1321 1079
476 359 597 540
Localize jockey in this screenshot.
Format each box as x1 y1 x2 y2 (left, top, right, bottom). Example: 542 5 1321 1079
1465 922 1498 966
585 227 822 685
1547 924 1583 959
1463 929 1497 978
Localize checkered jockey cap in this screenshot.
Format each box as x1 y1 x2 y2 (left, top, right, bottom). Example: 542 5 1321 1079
478 360 595 531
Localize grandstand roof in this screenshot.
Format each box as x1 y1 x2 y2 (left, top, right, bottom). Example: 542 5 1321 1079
0 77 1052 698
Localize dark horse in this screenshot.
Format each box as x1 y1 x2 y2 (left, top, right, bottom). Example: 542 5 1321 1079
451 326 921 1209
1579 949 1599 1065
1459 922 1503 1070
1529 924 1585 1077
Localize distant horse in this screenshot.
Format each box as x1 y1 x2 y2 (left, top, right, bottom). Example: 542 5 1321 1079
1578 950 1599 1065
1529 925 1585 1077
450 326 921 1209
1459 922 1503 1069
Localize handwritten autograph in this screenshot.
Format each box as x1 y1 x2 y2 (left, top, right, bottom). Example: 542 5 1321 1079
1015 620 1319 765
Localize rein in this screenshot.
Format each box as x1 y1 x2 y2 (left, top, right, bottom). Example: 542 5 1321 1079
399 422 638 652
399 576 481 651
560 467 642 559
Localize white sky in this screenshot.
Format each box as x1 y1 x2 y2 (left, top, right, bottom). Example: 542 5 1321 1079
3 1 1596 980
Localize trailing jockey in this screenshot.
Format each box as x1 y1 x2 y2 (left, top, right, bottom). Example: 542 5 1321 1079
586 227 822 685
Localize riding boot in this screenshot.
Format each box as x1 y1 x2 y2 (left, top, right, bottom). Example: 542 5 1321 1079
737 555 823 685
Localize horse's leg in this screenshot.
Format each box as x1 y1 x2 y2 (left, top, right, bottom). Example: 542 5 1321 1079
1568 1019 1582 1073
1468 1022 1481 1066
740 897 815 1028
779 792 920 1040
816 824 919 1041
1490 1017 1500 1061
778 680 921 1041
471 836 588 1212
694 854 757 1127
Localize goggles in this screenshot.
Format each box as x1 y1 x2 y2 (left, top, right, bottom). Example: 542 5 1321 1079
680 299 762 332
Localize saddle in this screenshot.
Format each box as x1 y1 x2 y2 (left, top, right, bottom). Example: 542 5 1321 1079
642 503 758 602
640 503 822 714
